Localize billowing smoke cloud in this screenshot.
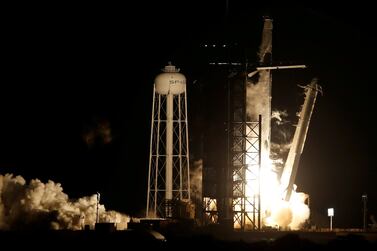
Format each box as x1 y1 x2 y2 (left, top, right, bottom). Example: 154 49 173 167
190 159 202 202
246 78 270 122
82 118 112 147
271 109 293 172
0 173 129 230
271 110 288 125
246 74 271 169
265 189 310 230
271 109 293 145
189 159 202 220
289 191 310 229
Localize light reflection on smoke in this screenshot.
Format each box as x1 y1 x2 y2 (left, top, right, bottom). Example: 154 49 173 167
0 173 129 230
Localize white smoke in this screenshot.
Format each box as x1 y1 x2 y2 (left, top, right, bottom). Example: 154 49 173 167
271 110 289 125
190 159 202 220
246 77 270 121
0 173 129 230
271 109 293 173
271 109 292 144
190 159 202 202
246 73 271 168
271 142 291 153
82 119 113 147
289 191 310 229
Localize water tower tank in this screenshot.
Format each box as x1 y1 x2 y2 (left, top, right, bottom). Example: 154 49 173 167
147 63 191 218
155 64 186 95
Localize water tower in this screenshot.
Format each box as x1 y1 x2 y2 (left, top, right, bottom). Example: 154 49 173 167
146 63 191 218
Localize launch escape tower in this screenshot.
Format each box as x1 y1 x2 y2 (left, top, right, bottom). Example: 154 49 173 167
146 63 191 218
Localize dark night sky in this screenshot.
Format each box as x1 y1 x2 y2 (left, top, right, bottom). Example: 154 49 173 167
1 2 376 228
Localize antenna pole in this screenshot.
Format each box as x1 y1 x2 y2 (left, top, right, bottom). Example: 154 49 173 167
96 192 100 223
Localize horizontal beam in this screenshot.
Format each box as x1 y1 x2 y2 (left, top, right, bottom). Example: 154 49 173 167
257 65 306 70
248 65 306 77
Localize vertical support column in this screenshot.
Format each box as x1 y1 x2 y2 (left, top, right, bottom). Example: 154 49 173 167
258 114 262 230
184 88 191 201
230 76 261 231
166 92 173 217
330 216 333 231
155 94 161 215
146 86 156 217
178 93 183 200
362 194 367 231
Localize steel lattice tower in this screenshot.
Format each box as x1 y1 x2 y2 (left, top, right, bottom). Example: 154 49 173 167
229 74 261 230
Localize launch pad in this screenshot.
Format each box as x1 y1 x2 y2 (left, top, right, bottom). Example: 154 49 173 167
2 228 375 251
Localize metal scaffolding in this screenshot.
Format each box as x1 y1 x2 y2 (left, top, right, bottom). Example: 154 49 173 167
203 197 218 224
229 75 261 230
